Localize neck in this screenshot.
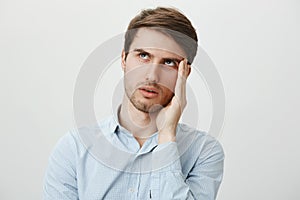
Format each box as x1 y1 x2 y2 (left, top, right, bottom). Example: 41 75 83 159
119 95 159 144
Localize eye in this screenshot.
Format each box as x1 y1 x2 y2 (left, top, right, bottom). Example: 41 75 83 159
139 53 149 60
164 59 177 67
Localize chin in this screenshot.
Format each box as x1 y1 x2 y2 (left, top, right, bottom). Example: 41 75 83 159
133 101 163 113
133 99 173 114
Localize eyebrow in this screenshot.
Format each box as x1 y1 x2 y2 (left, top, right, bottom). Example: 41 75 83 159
133 48 184 64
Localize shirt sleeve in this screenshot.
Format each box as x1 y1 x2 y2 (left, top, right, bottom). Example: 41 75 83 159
43 133 79 200
151 138 224 200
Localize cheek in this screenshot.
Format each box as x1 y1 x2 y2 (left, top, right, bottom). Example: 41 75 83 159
159 68 178 92
124 65 148 90
124 58 140 82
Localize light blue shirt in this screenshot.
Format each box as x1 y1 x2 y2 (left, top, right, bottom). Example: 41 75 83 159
43 115 224 199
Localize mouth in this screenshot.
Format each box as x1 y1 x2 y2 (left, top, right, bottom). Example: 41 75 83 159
138 86 159 98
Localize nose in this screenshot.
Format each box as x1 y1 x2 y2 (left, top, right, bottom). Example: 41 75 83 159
145 62 160 82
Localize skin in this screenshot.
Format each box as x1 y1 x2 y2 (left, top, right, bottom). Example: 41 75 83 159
119 28 191 147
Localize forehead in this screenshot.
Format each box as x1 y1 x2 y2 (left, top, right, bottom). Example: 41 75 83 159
129 28 187 58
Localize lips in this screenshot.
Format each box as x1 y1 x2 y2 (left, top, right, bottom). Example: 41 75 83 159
138 86 159 98
139 86 159 93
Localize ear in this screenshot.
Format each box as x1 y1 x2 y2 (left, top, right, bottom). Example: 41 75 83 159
121 49 126 71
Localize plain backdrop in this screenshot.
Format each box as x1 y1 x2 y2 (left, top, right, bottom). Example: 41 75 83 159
1 0 299 199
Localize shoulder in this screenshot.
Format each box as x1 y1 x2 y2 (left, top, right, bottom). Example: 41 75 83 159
52 131 78 153
49 131 80 163
51 115 116 156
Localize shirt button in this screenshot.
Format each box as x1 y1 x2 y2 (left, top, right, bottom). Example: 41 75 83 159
128 188 135 193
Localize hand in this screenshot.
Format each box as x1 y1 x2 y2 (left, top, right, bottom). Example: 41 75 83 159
156 59 190 144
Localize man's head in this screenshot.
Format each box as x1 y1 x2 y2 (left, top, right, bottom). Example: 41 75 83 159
124 7 198 64
121 7 198 113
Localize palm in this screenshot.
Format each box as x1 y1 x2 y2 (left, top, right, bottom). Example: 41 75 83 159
156 59 189 134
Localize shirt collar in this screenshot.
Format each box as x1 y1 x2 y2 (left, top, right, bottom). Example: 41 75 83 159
106 105 159 152
104 104 120 134
108 105 133 137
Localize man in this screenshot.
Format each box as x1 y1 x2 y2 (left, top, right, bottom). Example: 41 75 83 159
43 7 224 199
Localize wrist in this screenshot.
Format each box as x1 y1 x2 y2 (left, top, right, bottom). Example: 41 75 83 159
158 129 176 144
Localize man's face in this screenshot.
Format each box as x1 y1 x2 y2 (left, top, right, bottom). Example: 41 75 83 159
122 28 188 113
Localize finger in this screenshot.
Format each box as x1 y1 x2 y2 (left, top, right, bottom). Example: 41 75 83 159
174 59 188 107
178 59 188 78
176 59 188 92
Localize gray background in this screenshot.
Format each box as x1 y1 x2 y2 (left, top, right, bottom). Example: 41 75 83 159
1 0 299 199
